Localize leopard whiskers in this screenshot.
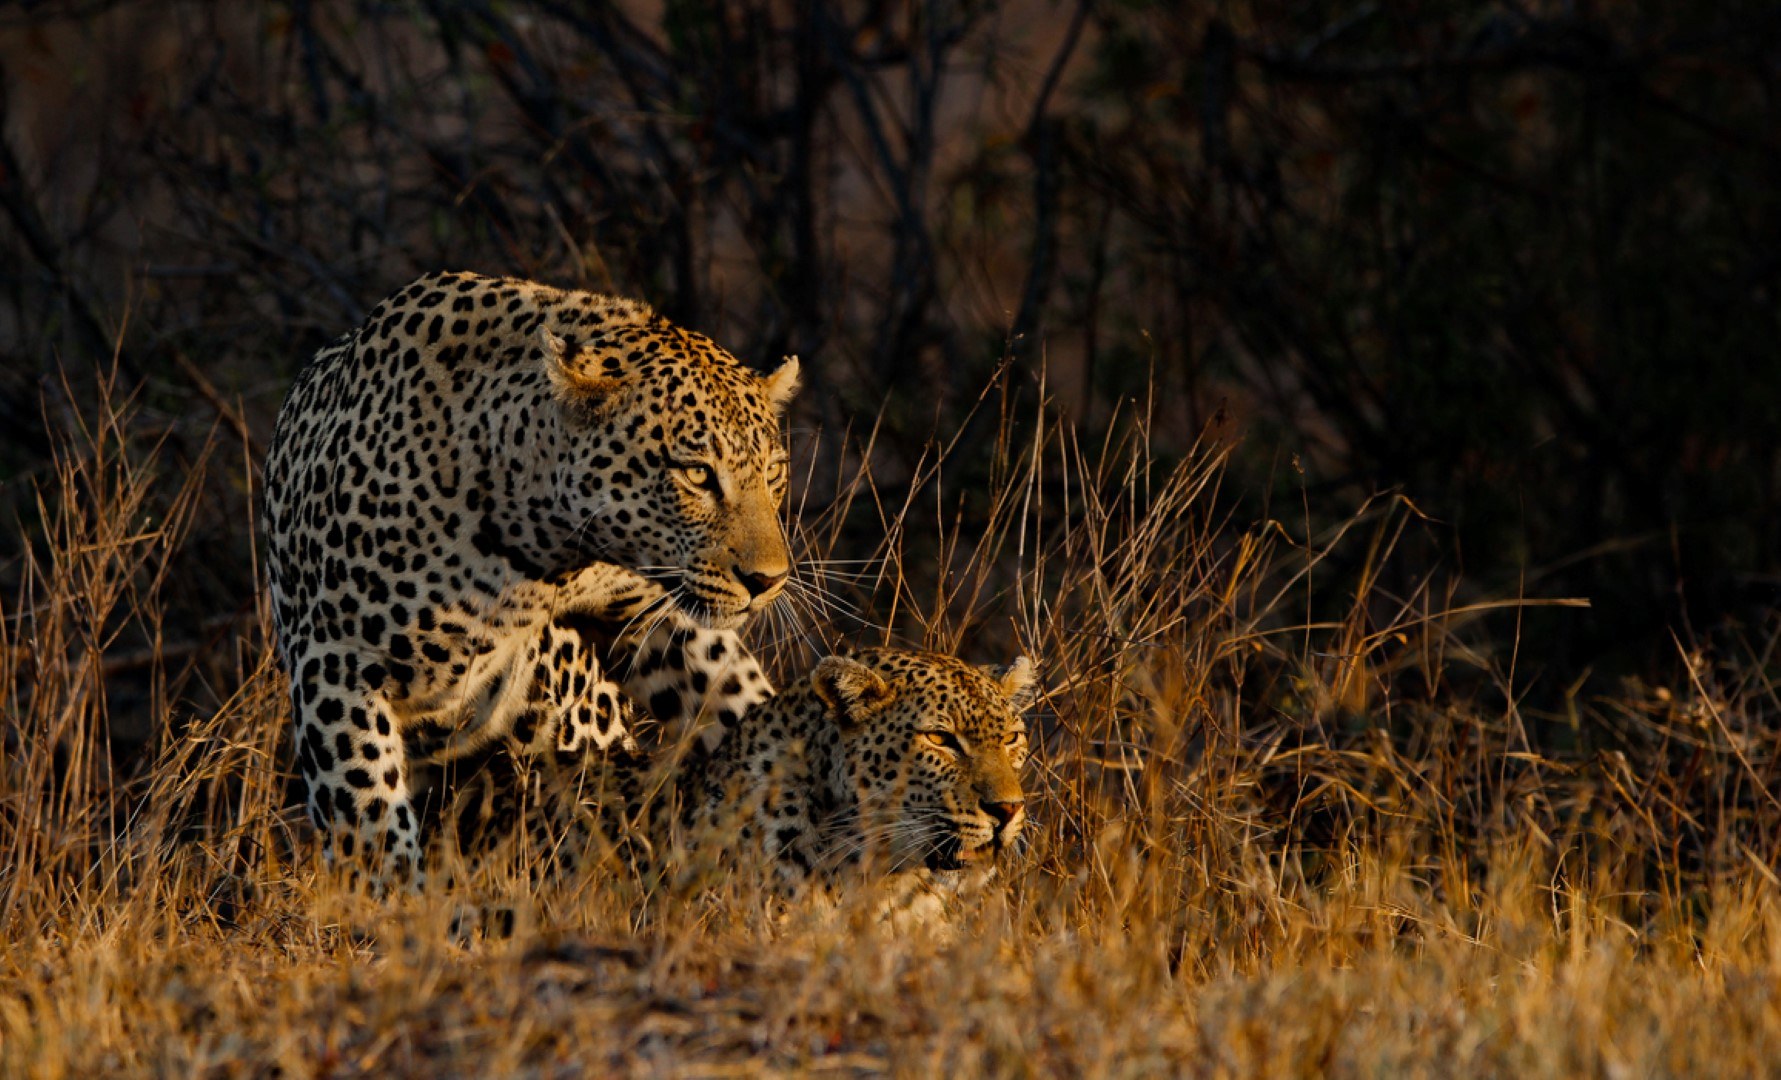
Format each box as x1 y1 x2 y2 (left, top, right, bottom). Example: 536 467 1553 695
772 578 822 638
821 816 957 874
759 589 825 661
608 584 677 647
785 576 875 628
816 807 939 850
799 557 889 585
625 585 687 682
606 588 681 682
770 553 857 636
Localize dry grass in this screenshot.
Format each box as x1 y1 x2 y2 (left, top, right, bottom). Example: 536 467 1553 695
4 374 1781 1078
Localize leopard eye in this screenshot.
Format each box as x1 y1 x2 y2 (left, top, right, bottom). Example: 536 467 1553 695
1005 730 1026 747
676 462 722 494
920 730 960 753
764 458 788 490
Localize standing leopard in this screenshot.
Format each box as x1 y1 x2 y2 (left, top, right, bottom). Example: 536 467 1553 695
447 648 1038 906
263 270 798 887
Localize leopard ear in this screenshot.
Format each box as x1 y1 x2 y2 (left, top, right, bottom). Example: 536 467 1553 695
811 655 894 725
762 355 800 412
986 655 1039 711
542 327 625 410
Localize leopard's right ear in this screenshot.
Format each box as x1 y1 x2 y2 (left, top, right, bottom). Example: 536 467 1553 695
541 327 626 411
811 655 894 726
986 655 1040 711
761 355 800 412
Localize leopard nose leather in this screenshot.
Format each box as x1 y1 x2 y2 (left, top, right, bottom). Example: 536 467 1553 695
737 568 787 599
982 799 1024 828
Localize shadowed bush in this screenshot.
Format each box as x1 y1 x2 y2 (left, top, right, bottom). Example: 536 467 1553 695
3 1 1778 689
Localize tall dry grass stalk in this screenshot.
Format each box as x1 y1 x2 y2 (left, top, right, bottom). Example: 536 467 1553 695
3 371 1780 1074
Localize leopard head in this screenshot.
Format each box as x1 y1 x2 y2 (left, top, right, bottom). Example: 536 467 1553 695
811 649 1038 874
543 321 799 630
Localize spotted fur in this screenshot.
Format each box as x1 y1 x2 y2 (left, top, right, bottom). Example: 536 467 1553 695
262 270 798 887
456 649 1038 899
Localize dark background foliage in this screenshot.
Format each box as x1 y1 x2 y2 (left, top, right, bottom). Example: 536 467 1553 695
2 0 1777 714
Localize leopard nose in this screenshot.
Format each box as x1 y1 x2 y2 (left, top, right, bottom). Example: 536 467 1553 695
981 799 1024 828
737 568 787 599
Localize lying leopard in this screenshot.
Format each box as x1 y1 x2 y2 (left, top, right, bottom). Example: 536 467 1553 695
443 648 1037 909
262 270 798 888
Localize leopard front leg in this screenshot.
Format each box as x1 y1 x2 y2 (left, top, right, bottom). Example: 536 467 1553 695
288 640 425 890
618 622 775 752
511 612 640 757
424 610 639 875
432 595 767 885
552 563 777 751
391 605 648 894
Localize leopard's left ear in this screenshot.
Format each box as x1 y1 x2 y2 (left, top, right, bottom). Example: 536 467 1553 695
986 655 1039 711
542 327 625 411
811 654 894 726
762 355 800 412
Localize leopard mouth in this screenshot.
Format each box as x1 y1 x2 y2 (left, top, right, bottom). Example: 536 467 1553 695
923 834 998 872
626 567 747 630
924 848 967 872
672 587 750 630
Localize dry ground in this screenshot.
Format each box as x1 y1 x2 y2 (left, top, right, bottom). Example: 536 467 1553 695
5 381 1781 1077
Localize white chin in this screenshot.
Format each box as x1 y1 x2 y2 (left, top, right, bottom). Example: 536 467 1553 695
678 594 749 630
